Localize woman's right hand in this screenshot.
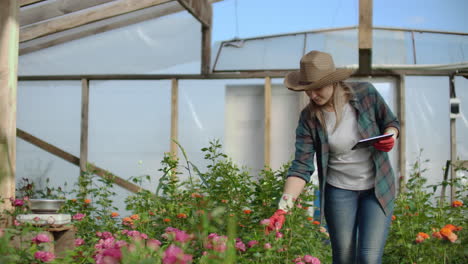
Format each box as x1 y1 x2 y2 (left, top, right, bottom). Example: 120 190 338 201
267 209 287 232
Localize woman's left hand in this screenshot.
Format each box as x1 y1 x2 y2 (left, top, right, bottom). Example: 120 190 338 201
373 136 395 152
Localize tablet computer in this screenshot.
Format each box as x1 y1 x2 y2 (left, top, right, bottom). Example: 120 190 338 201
351 133 394 150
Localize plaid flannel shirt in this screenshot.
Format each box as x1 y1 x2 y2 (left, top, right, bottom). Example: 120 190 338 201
287 82 400 222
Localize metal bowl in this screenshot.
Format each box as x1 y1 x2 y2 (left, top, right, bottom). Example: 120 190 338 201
29 199 65 214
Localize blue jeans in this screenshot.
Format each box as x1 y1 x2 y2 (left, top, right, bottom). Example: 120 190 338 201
324 183 393 264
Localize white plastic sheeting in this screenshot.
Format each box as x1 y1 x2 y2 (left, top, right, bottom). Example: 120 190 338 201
17 81 81 195
19 11 201 75
404 76 466 194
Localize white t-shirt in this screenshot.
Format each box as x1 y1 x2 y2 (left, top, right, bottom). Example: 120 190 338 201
324 103 375 190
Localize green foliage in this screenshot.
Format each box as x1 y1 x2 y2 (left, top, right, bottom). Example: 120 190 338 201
384 152 468 264
2 143 466 263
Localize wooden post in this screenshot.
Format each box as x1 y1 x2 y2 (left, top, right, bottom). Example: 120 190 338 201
264 77 272 168
358 0 372 74
170 79 179 157
398 75 406 193
80 79 89 176
0 0 19 225
201 25 212 75
449 75 457 202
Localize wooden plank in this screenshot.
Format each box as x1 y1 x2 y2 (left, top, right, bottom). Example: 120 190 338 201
80 79 89 175
20 1 182 55
264 77 272 167
449 75 457 202
397 75 406 193
20 0 174 42
358 0 372 74
201 24 212 75
19 0 45 7
16 129 142 193
170 79 179 156
0 0 20 224
20 0 115 26
176 0 211 27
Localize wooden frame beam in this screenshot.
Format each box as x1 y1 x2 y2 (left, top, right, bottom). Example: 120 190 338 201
170 79 179 156
176 0 212 27
358 0 373 74
19 0 45 7
0 0 20 223
397 75 406 193
19 1 182 55
20 0 115 26
17 129 142 193
264 76 272 167
80 78 89 176
20 0 174 42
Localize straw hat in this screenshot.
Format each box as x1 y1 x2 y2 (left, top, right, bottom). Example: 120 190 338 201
284 50 354 91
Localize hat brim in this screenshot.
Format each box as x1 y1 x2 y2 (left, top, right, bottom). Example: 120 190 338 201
284 68 354 92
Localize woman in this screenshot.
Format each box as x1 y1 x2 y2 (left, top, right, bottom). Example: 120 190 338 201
267 50 399 264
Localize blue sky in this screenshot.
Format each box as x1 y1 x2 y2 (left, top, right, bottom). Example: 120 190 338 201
211 0 468 42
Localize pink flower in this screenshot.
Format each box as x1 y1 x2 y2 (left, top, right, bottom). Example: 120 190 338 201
96 231 114 239
13 199 24 207
72 213 86 221
275 231 283 239
164 227 192 243
205 233 227 252
75 238 85 246
147 239 162 251
247 240 259 248
34 251 55 262
14 219 21 226
99 248 122 264
163 244 193 264
264 243 272 249
260 219 270 226
33 217 41 222
235 240 246 252
32 234 51 244
304 255 321 264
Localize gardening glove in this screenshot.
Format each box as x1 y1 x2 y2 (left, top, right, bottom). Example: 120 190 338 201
267 209 287 232
373 134 395 152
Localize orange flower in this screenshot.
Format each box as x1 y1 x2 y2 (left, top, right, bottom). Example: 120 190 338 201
440 227 453 237
163 218 171 223
307 217 313 221
130 214 139 220
432 231 443 239
303 206 309 210
111 212 119 218
191 193 203 198
84 199 91 204
243 209 252 214
176 213 187 219
451 200 463 207
149 211 155 216
221 199 228 203
312 221 320 225
391 215 396 221
417 232 430 239
122 217 133 224
415 232 429 243
71 199 77 203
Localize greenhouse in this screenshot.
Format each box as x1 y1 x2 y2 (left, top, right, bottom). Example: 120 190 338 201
0 0 467 263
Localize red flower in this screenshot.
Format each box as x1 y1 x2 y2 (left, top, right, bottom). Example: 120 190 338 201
451 200 463 207
243 209 252 214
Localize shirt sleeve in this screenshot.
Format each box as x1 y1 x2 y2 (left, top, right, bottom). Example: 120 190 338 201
286 109 316 183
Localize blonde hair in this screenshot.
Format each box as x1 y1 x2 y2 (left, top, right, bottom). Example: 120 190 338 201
308 81 353 132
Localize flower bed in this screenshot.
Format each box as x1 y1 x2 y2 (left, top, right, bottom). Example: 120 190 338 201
1 142 466 263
